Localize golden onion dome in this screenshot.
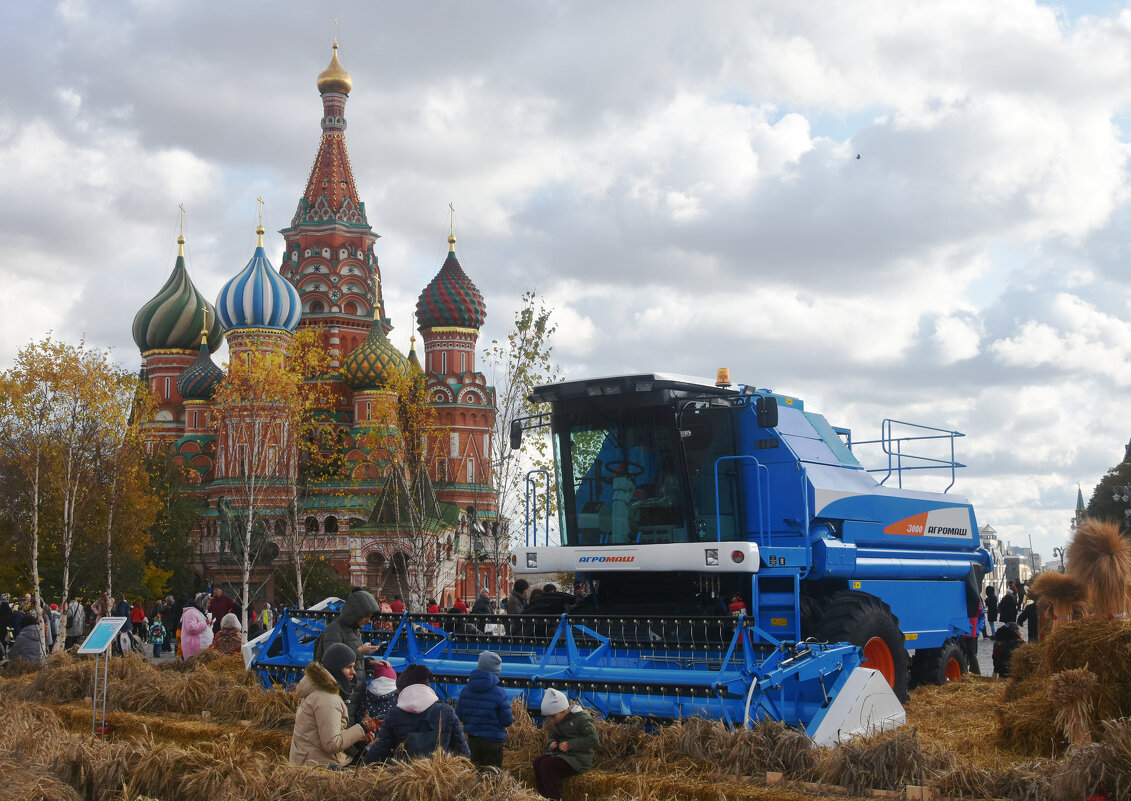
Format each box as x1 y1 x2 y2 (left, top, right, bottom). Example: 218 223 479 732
316 43 353 95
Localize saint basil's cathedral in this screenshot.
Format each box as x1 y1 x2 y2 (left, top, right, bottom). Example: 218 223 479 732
130 45 506 606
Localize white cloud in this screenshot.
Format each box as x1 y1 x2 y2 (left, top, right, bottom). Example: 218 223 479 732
4 0 1131 565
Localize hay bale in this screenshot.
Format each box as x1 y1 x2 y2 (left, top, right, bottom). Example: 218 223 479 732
0 753 83 801
815 726 945 793
1031 572 1089 627
1066 518 1131 618
1049 667 1098 750
929 759 1057 801
247 687 299 731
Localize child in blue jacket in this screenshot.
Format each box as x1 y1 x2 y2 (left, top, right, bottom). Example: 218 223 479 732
455 650 514 769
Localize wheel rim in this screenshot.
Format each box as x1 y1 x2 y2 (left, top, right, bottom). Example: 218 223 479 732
862 637 896 687
944 656 962 682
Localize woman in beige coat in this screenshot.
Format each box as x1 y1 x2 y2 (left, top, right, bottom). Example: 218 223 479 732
289 642 373 767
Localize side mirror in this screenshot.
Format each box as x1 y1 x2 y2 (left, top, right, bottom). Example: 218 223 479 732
509 419 523 450
756 396 778 428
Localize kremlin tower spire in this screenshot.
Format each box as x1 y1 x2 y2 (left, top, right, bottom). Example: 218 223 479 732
279 41 382 377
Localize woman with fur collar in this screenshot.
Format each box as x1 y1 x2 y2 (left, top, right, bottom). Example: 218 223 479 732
290 642 374 767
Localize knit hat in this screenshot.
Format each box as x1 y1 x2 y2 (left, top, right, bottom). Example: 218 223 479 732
320 643 357 695
477 650 502 675
49 603 58 611
221 613 241 631
396 663 433 691
371 662 397 681
541 688 569 716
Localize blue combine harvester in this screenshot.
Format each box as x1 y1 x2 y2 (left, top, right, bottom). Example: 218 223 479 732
251 371 990 743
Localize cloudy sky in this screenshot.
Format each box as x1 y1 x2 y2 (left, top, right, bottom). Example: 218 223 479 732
3 0 1130 560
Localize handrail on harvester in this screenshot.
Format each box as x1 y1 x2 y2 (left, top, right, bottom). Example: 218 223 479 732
851 418 966 492
525 469 551 547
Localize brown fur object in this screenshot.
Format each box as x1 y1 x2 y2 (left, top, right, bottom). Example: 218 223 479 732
1030 571 1089 628
1066 518 1131 618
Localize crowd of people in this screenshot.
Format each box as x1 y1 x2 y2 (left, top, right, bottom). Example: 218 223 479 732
0 587 278 667
290 582 599 800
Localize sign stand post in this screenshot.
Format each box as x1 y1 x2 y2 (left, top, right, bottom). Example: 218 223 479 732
77 616 128 741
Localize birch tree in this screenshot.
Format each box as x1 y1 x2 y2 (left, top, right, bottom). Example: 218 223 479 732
212 329 336 627
0 337 155 654
483 290 561 543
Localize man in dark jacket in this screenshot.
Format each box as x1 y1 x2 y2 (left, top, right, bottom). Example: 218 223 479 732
1017 600 1039 642
314 590 381 719
983 586 998 637
456 651 513 769
470 590 493 615
998 589 1018 624
363 668 470 763
992 624 1024 677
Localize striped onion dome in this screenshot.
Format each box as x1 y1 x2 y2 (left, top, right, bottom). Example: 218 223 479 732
215 225 301 332
177 334 223 401
343 316 409 390
415 234 486 330
132 236 223 353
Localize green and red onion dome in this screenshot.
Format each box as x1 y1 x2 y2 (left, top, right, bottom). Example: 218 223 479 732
177 338 223 400
343 316 409 390
415 235 486 330
132 236 224 353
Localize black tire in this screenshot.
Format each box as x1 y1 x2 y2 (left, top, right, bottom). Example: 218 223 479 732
815 590 910 703
909 638 966 689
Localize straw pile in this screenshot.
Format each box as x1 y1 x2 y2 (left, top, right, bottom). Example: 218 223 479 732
999 617 1131 757
1066 518 1131 618
4 642 1131 800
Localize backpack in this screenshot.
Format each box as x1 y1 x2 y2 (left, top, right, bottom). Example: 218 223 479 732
401 705 442 758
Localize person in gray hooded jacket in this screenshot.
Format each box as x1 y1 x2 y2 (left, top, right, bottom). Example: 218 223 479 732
9 614 45 665
314 590 381 720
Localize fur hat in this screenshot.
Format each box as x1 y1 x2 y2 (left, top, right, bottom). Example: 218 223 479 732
477 650 502 674
320 643 357 695
396 663 432 691
194 592 209 612
541 688 569 716
221 613 241 631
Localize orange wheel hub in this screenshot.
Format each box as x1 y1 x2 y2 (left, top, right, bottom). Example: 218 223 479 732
861 637 895 688
944 657 962 682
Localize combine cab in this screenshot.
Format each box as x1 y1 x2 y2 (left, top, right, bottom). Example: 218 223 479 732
252 371 987 742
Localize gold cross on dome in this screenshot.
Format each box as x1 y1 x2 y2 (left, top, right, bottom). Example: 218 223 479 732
256 196 265 227
178 203 186 236
449 202 456 236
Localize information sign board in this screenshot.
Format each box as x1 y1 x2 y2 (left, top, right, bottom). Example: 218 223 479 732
78 617 129 655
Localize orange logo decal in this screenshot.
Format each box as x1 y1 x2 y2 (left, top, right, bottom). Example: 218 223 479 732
884 512 928 536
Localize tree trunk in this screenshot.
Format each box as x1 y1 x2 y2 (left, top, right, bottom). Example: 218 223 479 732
31 441 45 660
104 469 119 604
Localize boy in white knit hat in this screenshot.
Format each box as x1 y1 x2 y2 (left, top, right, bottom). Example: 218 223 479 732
532 688 599 799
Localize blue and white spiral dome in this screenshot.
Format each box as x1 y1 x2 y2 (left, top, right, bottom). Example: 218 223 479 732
215 225 301 332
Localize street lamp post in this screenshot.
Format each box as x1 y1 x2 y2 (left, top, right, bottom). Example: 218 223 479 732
1113 485 1131 520
1052 547 1066 573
